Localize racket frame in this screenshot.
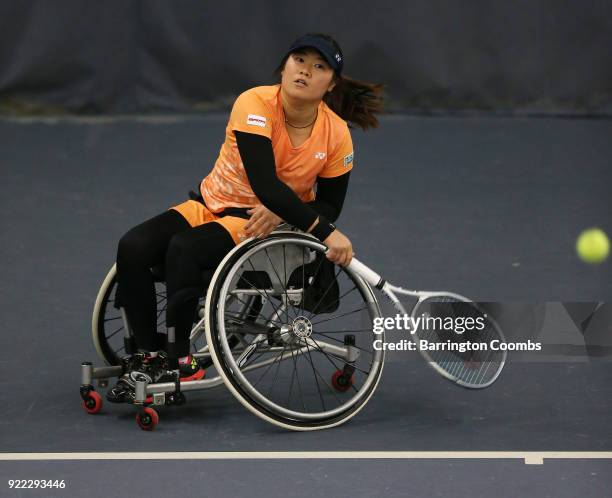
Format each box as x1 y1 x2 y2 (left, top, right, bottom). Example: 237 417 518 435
348 257 507 388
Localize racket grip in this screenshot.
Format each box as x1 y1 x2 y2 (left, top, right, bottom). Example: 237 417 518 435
347 258 383 288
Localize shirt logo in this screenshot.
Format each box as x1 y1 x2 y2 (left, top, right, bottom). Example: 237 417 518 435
343 151 354 167
314 152 326 159
247 114 266 127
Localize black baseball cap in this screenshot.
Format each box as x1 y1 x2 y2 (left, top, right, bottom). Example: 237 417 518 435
286 34 344 74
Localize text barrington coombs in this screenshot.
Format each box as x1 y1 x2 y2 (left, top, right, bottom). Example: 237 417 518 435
372 338 543 352
373 313 486 335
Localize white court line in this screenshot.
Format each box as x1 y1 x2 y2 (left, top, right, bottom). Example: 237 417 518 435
1 452 612 465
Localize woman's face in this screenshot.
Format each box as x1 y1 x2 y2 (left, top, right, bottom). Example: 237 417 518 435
281 49 336 102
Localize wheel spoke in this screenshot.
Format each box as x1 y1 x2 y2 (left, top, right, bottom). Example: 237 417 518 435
282 244 291 320
264 246 292 323
312 328 374 334
313 331 374 355
310 306 369 327
267 342 286 399
307 335 370 378
239 348 267 369
253 344 287 388
106 324 125 340
303 340 326 411
307 284 360 320
243 261 285 321
305 266 343 320
226 294 284 327
309 253 326 287
306 342 345 401
288 346 307 411
223 310 283 329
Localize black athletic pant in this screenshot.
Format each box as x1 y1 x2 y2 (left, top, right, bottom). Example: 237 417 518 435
116 209 235 357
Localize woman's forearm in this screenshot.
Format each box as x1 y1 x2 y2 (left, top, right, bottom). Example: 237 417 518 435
236 131 321 231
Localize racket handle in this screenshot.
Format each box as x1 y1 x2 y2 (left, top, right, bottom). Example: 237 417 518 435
347 257 383 288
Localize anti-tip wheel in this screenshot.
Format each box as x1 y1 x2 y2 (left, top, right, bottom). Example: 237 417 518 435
331 370 354 392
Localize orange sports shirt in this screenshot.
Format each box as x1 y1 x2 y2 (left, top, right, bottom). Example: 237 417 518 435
200 84 354 212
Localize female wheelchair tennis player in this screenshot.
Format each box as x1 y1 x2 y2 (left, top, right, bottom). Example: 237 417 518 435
80 33 385 430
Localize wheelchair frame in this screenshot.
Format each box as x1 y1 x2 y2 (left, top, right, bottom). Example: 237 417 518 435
81 227 385 431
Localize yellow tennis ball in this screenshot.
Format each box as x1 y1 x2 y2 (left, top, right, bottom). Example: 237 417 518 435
576 228 610 264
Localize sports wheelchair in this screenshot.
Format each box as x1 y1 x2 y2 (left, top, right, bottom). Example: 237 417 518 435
80 226 385 431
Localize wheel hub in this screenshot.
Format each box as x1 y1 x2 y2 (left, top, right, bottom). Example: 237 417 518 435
291 316 313 339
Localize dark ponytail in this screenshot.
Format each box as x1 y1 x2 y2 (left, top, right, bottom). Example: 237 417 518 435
324 74 384 131
275 33 384 131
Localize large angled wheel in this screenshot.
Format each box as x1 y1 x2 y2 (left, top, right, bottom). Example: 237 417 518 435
92 264 260 366
205 232 385 431
91 264 169 365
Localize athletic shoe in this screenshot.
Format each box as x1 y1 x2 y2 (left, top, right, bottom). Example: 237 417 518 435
106 352 205 403
106 352 157 403
106 374 134 403
148 353 206 383
177 354 206 381
106 371 155 404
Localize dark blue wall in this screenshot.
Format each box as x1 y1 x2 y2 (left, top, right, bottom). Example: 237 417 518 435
0 0 610 114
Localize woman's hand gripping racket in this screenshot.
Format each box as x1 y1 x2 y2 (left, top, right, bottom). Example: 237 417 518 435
347 257 506 389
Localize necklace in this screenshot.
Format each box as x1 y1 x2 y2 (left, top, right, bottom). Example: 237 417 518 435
284 110 318 129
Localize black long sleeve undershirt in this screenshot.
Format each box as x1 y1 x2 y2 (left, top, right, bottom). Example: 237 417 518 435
307 174 350 223
234 130 350 229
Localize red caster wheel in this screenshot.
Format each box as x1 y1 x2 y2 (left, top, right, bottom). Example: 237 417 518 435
136 407 159 431
82 390 103 414
331 370 354 392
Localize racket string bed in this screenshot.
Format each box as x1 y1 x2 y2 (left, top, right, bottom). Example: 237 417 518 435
409 295 506 388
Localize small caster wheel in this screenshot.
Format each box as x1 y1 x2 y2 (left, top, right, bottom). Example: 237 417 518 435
136 407 159 431
82 390 103 414
331 370 354 392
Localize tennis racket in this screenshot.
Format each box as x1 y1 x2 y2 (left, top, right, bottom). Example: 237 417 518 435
348 258 506 388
